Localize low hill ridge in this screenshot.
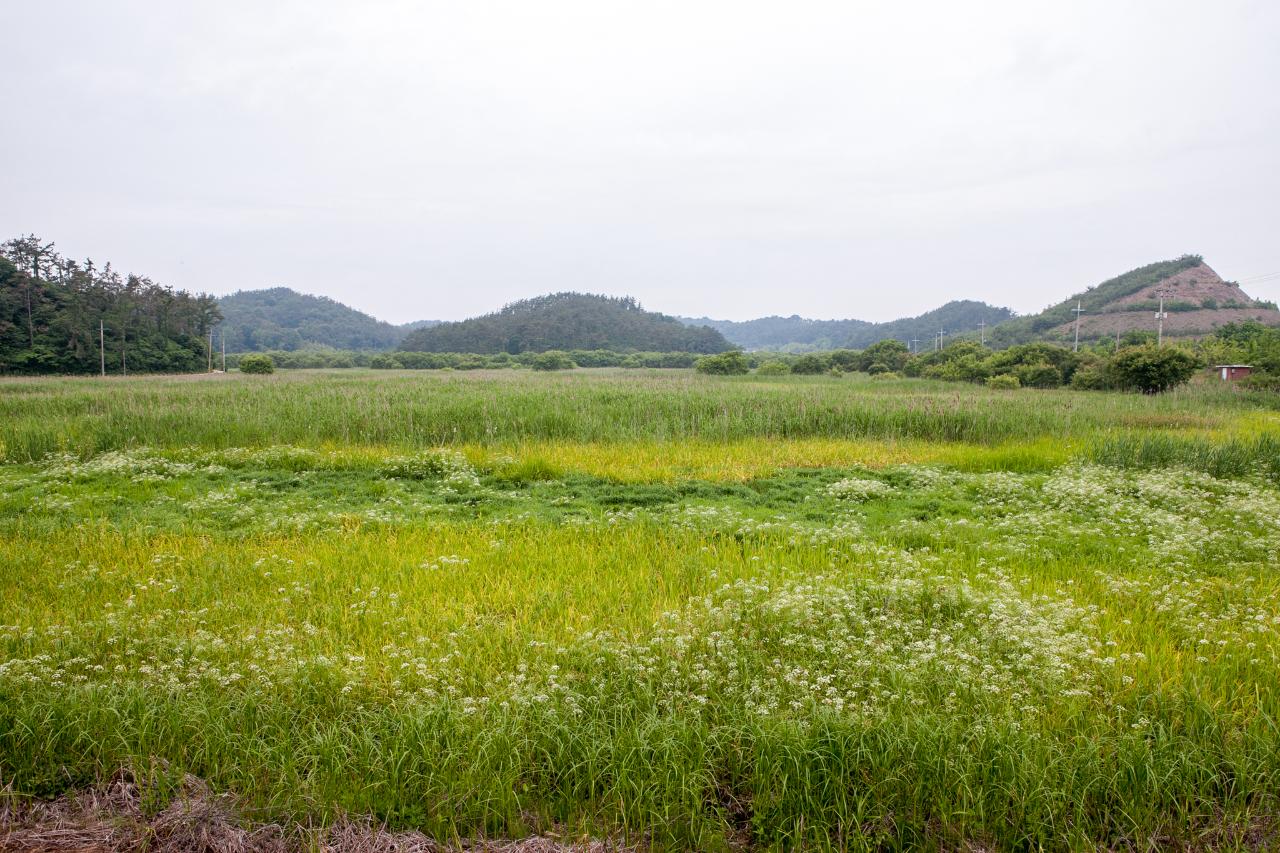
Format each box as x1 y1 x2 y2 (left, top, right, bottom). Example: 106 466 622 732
398 292 733 354
686 300 1014 351
217 288 434 351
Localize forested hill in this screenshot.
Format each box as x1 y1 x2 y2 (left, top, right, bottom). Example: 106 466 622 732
1 235 219 375
861 301 1015 349
399 293 733 354
985 256 1280 346
687 300 1014 351
218 288 434 351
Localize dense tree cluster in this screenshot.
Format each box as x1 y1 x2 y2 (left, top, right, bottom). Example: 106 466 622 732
237 353 275 374
0 235 220 375
750 339 1208 394
399 293 733 354
693 351 750 375
1200 320 1280 391
218 287 427 351
900 340 1203 392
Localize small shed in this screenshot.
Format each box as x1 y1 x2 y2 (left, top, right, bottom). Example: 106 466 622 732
1214 365 1252 381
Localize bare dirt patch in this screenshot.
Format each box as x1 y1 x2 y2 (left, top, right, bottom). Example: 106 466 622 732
1110 262 1252 308
1046 262 1280 341
1051 306 1280 340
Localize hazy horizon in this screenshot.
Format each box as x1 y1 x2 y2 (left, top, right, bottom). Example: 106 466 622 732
4 1 1278 324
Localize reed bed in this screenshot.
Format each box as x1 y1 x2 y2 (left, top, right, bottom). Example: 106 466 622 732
2 371 1278 850
0 369 1266 462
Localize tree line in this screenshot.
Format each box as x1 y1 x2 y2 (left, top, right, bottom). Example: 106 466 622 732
695 329 1280 395
0 235 220 375
222 348 706 371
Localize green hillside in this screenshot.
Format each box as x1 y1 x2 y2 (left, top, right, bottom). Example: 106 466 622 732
681 315 874 351
986 256 1204 347
399 293 733 354
686 301 1013 351
846 300 1014 349
218 288 432 351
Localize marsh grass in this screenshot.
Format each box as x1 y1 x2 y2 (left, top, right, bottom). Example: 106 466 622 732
2 371 1279 850
1089 431 1280 482
0 369 1266 462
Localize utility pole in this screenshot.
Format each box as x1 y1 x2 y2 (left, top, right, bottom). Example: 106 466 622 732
909 337 920 354
938 327 945 350
1072 301 1085 352
99 320 105 377
1155 292 1169 346
978 320 986 346
208 329 214 373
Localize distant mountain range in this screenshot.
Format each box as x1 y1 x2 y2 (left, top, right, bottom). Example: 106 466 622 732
683 300 1015 352
217 288 436 351
217 257 1279 354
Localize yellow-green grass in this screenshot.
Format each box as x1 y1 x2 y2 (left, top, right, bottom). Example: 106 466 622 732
5 490 1279 848
456 437 1069 482
3 371 1280 849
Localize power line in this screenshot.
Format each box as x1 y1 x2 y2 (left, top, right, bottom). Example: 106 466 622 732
1237 270 1280 283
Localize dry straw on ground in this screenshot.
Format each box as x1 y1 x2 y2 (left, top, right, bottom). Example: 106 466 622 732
0 771 626 853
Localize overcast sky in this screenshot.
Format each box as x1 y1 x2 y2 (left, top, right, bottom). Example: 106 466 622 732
3 1 1278 323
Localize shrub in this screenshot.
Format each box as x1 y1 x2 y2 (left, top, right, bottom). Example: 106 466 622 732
694 351 749 375
531 351 576 371
755 360 790 376
989 343 1082 384
1069 364 1112 391
985 374 1021 390
829 349 862 372
855 339 910 372
790 354 831 375
1013 361 1062 389
369 355 398 369
1240 372 1280 393
1106 345 1200 393
238 354 274 374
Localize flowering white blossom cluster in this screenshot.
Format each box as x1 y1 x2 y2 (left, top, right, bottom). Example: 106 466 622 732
825 476 894 502
381 449 482 490
2 449 1278 736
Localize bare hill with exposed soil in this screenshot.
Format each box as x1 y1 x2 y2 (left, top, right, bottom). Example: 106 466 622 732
988 256 1280 346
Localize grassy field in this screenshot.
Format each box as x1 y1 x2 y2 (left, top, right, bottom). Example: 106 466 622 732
2 369 1280 850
